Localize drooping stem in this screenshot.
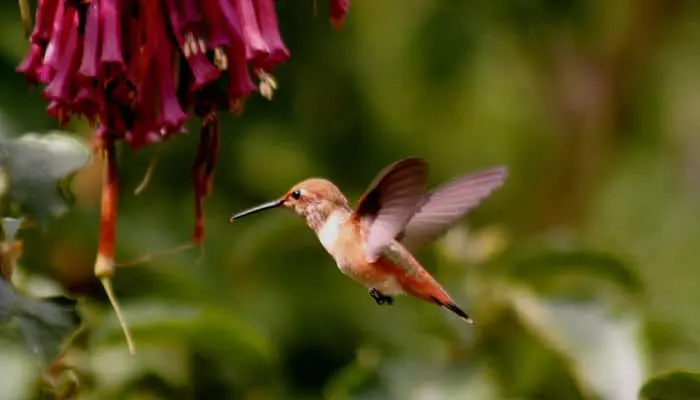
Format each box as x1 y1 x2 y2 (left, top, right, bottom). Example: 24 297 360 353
133 145 163 195
94 135 135 355
115 242 194 267
192 113 220 246
18 0 32 38
94 136 118 280
113 114 220 267
101 277 135 354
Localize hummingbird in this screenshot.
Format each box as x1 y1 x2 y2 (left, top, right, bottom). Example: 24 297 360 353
230 157 507 324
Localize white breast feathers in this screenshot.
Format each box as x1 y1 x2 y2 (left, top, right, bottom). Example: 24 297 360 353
317 211 344 255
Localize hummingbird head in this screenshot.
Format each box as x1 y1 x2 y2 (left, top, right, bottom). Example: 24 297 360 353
230 178 350 231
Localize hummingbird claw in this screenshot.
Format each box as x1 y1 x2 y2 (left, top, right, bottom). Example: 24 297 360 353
369 288 394 306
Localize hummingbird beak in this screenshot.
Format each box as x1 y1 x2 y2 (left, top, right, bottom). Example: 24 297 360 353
230 199 284 222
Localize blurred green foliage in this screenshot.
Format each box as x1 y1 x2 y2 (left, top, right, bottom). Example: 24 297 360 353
640 371 700 400
1 0 700 399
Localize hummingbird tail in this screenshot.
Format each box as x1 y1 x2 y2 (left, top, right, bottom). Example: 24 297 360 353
444 302 474 325
431 296 474 324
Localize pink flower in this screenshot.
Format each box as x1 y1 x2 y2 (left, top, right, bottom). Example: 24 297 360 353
165 0 221 90
233 0 269 61
32 0 61 46
227 44 257 103
153 20 187 132
253 0 290 71
329 0 350 29
17 43 44 84
43 9 80 104
201 0 232 49
180 0 203 30
77 1 100 82
16 0 352 277
20 0 348 138
73 86 100 123
99 0 125 74
39 0 70 83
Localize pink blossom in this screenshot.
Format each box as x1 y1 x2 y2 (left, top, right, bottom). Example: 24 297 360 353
16 0 352 251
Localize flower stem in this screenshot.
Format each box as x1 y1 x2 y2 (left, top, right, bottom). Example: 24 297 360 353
115 242 194 267
94 137 118 279
100 277 135 354
18 0 33 38
94 135 135 355
192 114 220 246
134 145 163 195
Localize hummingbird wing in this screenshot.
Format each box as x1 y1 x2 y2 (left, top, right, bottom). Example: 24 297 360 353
397 166 507 250
353 157 429 263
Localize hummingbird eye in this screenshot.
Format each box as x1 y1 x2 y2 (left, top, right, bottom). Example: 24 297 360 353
290 190 302 200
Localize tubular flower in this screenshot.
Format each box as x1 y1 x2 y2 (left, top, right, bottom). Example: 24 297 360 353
329 0 350 29
16 0 350 352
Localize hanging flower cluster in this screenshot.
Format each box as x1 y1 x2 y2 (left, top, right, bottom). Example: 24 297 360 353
16 0 350 354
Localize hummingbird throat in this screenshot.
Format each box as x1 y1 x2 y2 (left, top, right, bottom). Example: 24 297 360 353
299 200 348 232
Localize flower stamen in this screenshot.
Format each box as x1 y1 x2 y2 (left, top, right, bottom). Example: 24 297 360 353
257 68 277 100
214 47 228 70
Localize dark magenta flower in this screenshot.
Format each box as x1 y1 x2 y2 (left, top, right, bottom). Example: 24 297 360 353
77 0 99 82
165 0 221 90
18 0 345 149
253 0 291 71
72 86 100 123
329 0 350 28
201 0 233 50
234 0 269 62
99 0 124 74
16 1 351 348
42 8 79 104
17 43 45 84
33 0 62 45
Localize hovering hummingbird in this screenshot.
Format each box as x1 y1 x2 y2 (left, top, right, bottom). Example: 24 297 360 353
230 157 507 324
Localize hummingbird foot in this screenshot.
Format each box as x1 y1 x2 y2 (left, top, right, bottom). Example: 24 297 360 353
369 288 394 306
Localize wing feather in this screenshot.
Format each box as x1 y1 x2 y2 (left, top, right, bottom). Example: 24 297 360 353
353 157 428 262
397 166 507 250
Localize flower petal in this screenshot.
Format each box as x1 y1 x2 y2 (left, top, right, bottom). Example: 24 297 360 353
41 0 70 82
78 0 101 82
100 0 126 74
180 0 203 29
226 45 256 100
233 0 269 61
201 0 231 49
31 0 61 45
253 0 290 71
165 0 221 89
43 9 80 104
329 0 349 29
17 43 45 84
73 85 101 123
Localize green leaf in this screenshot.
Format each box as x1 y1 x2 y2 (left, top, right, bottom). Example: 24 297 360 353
342 360 501 400
324 347 381 399
0 277 15 322
0 279 81 363
506 287 647 400
503 248 643 296
639 371 700 400
93 301 273 365
0 131 91 223
0 344 41 400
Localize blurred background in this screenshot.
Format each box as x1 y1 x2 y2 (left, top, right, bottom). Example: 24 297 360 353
1 0 700 399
